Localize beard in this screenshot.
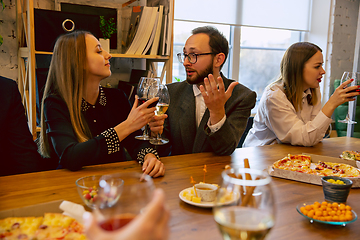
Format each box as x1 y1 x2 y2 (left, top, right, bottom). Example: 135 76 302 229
186 62 213 85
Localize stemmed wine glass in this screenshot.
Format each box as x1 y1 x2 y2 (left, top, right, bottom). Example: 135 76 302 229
338 72 360 124
135 77 160 140
213 167 275 240
94 172 155 231
150 84 170 145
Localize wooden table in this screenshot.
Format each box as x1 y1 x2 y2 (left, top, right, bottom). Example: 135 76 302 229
0 137 359 240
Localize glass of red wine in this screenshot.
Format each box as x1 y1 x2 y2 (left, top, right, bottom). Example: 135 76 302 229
94 172 155 231
135 77 160 140
338 72 360 124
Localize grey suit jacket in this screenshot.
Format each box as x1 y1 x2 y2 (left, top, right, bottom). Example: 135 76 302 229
160 73 256 156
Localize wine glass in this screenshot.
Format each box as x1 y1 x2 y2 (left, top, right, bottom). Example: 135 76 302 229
135 77 160 140
150 84 170 145
94 172 155 231
338 72 360 124
213 167 275 240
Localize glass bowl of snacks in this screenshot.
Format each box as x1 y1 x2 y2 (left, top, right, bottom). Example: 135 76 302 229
75 175 102 209
321 176 353 203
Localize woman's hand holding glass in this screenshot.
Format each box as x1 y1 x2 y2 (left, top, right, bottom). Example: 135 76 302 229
135 77 160 140
115 96 158 142
336 72 360 124
213 167 275 240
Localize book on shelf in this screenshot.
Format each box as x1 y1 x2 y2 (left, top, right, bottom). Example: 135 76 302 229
125 6 150 54
124 0 171 56
142 9 159 55
165 0 173 56
134 7 158 55
159 14 168 55
149 5 164 56
123 6 144 53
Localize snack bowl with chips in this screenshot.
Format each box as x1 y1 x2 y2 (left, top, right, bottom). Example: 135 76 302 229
321 176 353 203
76 175 102 209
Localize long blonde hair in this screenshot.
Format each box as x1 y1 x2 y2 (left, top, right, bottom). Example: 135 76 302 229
39 31 92 158
276 42 321 112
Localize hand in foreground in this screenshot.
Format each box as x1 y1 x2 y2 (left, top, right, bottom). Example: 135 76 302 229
142 153 165 178
126 96 159 132
83 188 170 240
199 74 238 125
149 114 168 136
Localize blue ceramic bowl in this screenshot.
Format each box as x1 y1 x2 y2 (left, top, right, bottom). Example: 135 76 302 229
321 176 352 203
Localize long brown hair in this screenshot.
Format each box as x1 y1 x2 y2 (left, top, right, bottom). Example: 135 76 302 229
39 31 92 157
277 42 321 112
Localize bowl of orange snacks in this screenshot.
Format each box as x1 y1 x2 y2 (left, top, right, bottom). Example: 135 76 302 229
321 176 352 203
297 201 357 226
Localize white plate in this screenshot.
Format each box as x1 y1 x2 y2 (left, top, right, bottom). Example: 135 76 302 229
179 187 236 208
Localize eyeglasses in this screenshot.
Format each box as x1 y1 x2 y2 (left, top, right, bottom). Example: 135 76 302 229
177 52 215 64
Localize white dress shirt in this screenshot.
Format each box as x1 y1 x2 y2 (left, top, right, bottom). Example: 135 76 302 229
193 85 226 132
243 82 332 147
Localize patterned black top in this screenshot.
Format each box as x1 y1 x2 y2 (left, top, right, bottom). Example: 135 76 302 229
43 86 158 171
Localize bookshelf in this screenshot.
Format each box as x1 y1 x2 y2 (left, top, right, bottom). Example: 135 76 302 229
16 0 174 139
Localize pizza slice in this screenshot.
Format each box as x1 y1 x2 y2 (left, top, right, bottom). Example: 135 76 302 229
314 161 360 177
0 216 43 240
341 150 360 161
273 154 311 172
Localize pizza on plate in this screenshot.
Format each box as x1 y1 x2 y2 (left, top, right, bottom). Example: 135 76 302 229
0 213 87 240
272 154 360 177
341 150 360 161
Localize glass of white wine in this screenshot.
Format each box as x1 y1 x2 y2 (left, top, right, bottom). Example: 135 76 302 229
213 167 275 240
150 84 170 145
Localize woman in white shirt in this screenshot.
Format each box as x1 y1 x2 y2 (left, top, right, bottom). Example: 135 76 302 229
243 42 360 147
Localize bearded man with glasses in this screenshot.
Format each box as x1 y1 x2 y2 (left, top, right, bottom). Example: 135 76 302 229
150 26 256 156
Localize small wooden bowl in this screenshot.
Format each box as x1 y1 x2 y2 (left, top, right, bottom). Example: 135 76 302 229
321 176 352 203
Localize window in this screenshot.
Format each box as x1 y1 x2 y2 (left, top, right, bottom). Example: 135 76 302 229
238 27 303 111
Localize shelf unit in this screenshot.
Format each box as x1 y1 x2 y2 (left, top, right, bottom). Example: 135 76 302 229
16 0 174 139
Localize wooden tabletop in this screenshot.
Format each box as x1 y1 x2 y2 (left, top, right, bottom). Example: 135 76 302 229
0 137 359 240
